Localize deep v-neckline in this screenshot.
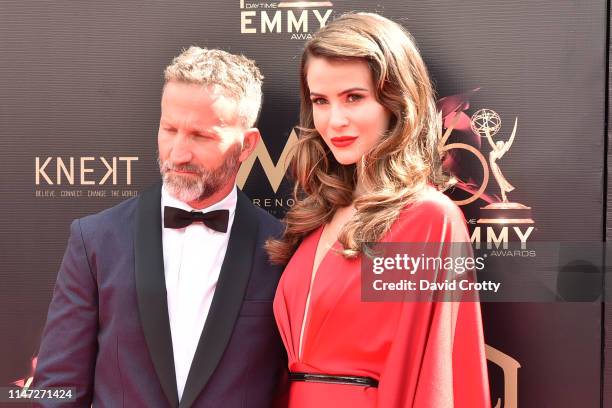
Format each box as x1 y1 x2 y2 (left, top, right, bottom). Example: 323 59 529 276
311 224 338 277
297 225 339 360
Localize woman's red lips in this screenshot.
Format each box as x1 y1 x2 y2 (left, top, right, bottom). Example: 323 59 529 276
330 136 358 147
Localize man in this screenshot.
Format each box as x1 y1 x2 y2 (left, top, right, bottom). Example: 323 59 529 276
33 47 286 407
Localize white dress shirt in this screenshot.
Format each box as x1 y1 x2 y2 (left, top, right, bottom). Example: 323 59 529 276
161 185 237 401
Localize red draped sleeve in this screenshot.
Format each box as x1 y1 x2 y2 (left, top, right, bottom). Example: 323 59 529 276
376 190 491 408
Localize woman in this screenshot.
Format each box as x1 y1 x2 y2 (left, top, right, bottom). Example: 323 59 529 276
267 12 490 407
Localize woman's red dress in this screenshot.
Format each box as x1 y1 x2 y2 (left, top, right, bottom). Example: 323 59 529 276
273 188 491 407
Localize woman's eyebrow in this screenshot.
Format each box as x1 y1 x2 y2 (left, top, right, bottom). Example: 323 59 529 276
310 87 369 97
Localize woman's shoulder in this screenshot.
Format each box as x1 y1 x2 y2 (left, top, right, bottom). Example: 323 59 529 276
388 186 468 242
400 185 464 221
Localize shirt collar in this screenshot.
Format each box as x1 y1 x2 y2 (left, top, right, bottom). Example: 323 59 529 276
161 184 238 214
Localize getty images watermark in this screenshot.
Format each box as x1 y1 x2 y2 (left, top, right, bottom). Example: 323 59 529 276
361 242 610 302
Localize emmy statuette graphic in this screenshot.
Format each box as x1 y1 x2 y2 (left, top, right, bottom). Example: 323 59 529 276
470 109 533 224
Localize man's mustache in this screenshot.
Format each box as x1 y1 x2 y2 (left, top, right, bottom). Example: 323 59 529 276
161 161 203 175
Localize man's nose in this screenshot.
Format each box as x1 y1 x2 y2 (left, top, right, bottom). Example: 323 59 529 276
329 104 350 129
170 133 193 163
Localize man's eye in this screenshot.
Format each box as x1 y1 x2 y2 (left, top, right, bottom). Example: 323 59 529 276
194 133 221 142
164 127 177 133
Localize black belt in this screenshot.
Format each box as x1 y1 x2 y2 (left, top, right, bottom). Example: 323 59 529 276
288 372 379 388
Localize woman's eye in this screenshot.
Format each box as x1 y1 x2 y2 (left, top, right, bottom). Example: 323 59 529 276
347 94 364 103
311 97 328 105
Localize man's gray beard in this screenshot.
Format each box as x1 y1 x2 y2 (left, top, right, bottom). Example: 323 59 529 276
159 145 241 203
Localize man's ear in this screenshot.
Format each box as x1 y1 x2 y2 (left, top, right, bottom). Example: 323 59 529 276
239 128 260 162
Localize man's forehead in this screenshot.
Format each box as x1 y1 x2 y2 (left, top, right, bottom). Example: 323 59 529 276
163 81 236 103
161 81 241 127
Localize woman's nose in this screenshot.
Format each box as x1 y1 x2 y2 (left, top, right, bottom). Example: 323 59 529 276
328 104 350 129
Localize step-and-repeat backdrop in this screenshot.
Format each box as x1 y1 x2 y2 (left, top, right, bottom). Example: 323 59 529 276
1 1 607 406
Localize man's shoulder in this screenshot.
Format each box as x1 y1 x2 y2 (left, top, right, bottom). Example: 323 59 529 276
77 195 140 233
239 194 283 238
78 183 160 229
252 203 281 226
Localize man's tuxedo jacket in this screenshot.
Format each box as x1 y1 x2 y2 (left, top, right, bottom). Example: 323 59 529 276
33 184 286 407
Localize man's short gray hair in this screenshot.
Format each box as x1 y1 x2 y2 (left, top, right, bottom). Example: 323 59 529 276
164 46 263 127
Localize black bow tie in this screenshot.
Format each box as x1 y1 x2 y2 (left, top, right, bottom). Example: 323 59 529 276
163 206 229 233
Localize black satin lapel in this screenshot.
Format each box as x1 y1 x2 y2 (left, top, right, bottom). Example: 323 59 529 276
179 190 258 408
135 182 179 407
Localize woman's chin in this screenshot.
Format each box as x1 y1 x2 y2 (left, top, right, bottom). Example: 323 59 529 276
331 153 359 166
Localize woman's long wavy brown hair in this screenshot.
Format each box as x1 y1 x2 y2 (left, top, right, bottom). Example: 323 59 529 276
266 12 450 264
